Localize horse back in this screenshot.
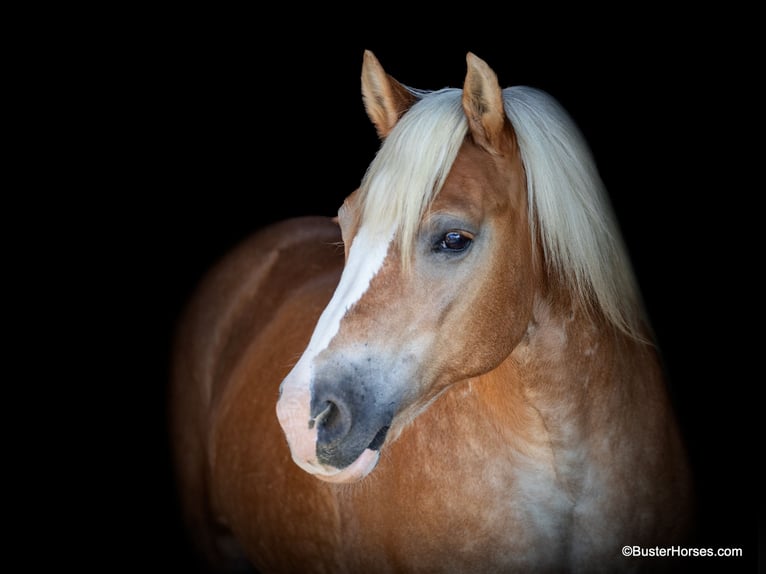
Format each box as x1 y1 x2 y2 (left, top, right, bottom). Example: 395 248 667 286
170 216 343 570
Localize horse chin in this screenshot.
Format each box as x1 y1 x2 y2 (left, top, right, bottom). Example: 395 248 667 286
312 448 380 484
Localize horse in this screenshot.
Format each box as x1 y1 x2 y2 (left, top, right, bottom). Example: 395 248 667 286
170 51 692 573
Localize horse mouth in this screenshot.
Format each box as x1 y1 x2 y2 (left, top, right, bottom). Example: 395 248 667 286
308 426 391 484
315 423 391 470
367 425 390 451
313 447 381 484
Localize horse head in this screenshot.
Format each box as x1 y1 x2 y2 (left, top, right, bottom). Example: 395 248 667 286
276 52 537 483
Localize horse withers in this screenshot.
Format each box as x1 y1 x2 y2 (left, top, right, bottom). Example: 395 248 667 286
171 51 692 572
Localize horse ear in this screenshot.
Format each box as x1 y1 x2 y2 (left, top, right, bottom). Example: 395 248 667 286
462 53 507 153
361 50 418 139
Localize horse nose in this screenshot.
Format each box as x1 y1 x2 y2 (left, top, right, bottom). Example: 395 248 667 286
310 376 395 470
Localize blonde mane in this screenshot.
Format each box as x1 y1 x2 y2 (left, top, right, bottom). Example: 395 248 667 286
358 86 644 338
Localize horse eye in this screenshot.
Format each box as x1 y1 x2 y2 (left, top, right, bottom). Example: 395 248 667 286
438 231 472 252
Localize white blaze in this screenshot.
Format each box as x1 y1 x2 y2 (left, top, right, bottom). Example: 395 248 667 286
304 223 394 366
276 223 395 479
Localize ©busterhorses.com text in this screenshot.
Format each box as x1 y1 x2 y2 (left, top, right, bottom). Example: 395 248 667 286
621 545 742 559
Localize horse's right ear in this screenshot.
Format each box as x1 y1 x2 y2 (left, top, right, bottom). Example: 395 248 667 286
361 50 418 139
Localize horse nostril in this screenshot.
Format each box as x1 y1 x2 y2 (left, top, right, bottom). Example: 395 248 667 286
309 401 336 430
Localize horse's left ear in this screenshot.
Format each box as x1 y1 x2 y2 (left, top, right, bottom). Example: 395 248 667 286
361 50 419 139
462 53 508 153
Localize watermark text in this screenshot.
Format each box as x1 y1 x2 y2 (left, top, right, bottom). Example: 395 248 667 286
622 545 742 558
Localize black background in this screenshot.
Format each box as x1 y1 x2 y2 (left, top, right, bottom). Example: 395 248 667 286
55 18 754 573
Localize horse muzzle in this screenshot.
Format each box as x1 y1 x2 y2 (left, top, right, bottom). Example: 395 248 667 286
276 365 397 483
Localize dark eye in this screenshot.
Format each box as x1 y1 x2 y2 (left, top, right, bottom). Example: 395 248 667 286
437 231 472 252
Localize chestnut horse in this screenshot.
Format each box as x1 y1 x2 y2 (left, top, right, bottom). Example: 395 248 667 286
171 51 692 572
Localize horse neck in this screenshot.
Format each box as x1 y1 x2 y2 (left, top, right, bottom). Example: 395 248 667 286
518 291 663 413
499 293 669 487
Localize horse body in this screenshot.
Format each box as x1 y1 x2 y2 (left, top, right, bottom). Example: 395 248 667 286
171 52 691 572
